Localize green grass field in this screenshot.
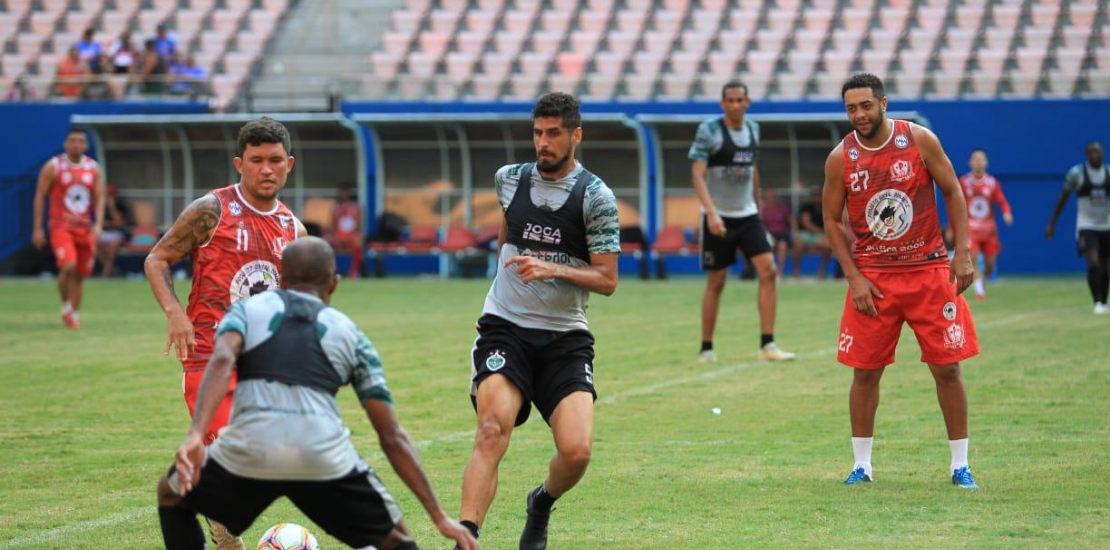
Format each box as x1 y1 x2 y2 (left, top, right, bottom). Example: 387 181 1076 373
1 276 1107 549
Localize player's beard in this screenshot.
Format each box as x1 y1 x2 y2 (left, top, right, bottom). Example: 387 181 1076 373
856 111 886 139
536 150 572 174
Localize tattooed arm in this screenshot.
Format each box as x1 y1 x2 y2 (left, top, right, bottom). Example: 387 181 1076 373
144 194 221 361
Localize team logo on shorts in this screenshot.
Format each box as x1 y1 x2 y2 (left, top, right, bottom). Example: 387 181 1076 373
228 201 242 217
865 189 914 240
64 185 91 214
485 350 506 371
943 301 957 321
229 260 281 302
895 134 909 149
943 323 966 349
889 159 915 183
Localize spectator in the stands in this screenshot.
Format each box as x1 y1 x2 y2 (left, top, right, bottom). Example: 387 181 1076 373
75 29 103 73
793 187 833 279
138 39 168 94
55 46 89 98
760 188 795 277
97 184 134 278
109 30 137 75
170 55 208 96
5 75 37 101
152 24 177 60
327 185 365 279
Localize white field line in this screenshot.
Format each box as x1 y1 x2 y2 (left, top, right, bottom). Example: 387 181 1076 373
1 305 1080 546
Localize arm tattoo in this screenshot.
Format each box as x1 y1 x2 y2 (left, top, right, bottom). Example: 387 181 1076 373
161 268 176 297
161 195 221 256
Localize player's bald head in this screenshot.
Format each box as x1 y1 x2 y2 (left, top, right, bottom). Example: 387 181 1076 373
282 237 336 290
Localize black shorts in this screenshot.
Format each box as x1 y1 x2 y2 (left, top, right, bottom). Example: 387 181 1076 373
167 458 401 548
1077 229 1110 258
470 315 596 427
700 213 774 270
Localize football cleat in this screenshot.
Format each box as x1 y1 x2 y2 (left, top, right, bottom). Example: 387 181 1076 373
758 342 795 361
1094 303 1109 315
698 349 718 363
951 465 979 489
62 310 80 329
844 466 872 485
519 485 552 550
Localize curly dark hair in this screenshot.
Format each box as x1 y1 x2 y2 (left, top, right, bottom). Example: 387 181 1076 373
532 92 581 130
237 117 292 157
842 73 886 100
721 80 749 100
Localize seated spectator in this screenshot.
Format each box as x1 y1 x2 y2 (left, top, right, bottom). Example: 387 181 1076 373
75 29 103 73
55 46 89 98
170 55 208 96
96 184 134 278
152 24 177 61
793 188 833 279
760 188 795 275
109 30 137 75
136 39 168 95
5 75 37 101
326 185 364 279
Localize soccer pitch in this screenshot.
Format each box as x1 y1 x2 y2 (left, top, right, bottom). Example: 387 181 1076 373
1 277 1107 549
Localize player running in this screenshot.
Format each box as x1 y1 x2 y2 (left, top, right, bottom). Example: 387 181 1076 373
823 74 980 489
1046 141 1110 314
958 148 1013 299
145 117 305 549
31 129 105 329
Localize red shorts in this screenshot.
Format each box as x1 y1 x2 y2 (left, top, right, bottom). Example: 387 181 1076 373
50 226 94 276
969 232 1002 257
182 362 237 445
837 266 979 369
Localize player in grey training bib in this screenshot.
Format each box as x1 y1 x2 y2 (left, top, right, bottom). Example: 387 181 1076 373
458 93 620 550
1047 141 1110 313
689 80 795 363
155 237 476 550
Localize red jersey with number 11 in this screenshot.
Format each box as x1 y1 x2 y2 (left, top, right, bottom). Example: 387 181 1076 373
184 184 299 367
841 119 948 271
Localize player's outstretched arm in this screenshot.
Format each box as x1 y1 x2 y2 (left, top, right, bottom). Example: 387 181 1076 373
505 251 619 295
175 330 242 494
31 161 54 248
91 168 105 241
823 145 883 316
362 400 479 550
913 125 974 294
144 194 221 361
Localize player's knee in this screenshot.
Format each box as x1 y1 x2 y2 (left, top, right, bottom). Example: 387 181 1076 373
59 262 77 275
558 440 592 470
852 368 883 387
930 364 962 384
758 263 778 282
706 274 726 293
474 417 511 455
376 527 416 550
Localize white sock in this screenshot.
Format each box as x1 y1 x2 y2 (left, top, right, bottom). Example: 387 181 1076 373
61 301 73 314
949 438 969 471
973 278 985 295
852 437 873 476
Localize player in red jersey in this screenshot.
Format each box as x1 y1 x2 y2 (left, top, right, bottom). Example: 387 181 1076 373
958 148 1013 299
144 117 305 550
326 184 364 279
823 74 980 489
31 129 105 329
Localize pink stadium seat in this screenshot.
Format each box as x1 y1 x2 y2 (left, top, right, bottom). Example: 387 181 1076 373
1054 48 1086 76
503 9 536 33
966 74 998 98
774 74 808 100
48 33 79 55
944 29 976 54
745 51 778 74
431 76 464 100
866 29 900 53
915 8 946 32
907 28 940 53
395 76 427 101
1014 47 1046 75
112 0 141 15
518 51 553 77
754 29 787 54
480 53 513 79
28 12 60 36
540 10 572 34
248 11 278 35
406 53 439 77
507 74 545 101
821 50 854 76
1006 73 1039 97
660 72 694 99
175 9 209 37
668 51 703 76
786 50 819 75
198 30 230 54
1084 71 1110 98
600 31 636 57
859 49 894 75
766 10 797 34
466 11 497 34
678 30 713 57
568 30 603 57
890 74 924 98
1029 5 1059 30
652 11 684 34
222 52 257 77
1042 70 1075 98
877 7 908 32
63 11 98 34
429 10 460 34
456 30 491 56
983 28 1015 52
475 0 505 11
138 11 169 34
661 0 690 11
743 73 772 99
578 10 611 33
211 10 243 34
493 30 526 56
615 9 648 33
418 31 451 58
16 34 45 57
583 73 619 100
1 54 31 77
1069 5 1097 29
556 51 587 78
642 29 678 54
380 31 414 56
632 51 665 79
261 0 289 13
976 50 1009 77
707 50 739 75
839 8 871 33
802 9 834 34
1022 28 1053 51
794 30 826 53
811 73 845 99
690 9 722 32
621 75 656 100
444 51 478 80
191 0 219 11
953 6 984 31
928 74 961 98
391 10 422 34
470 75 504 99
898 51 929 75
586 0 615 8
991 5 1021 31
371 52 403 79
1059 26 1092 51
936 49 969 76
550 0 579 10
831 29 862 53
440 0 468 11
699 0 729 9
235 32 267 56
593 51 628 74
717 30 752 52
531 31 564 55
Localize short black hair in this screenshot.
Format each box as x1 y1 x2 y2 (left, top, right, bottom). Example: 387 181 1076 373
842 73 886 100
721 80 749 100
236 117 292 157
970 147 987 156
880 205 897 221
1087 141 1103 150
532 92 581 130
67 128 86 137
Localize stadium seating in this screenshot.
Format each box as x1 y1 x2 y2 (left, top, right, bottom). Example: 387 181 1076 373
362 0 1106 101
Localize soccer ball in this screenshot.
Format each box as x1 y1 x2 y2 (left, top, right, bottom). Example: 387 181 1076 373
256 523 320 550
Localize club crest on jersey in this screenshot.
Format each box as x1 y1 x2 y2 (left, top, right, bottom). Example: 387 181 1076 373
278 215 292 230
943 323 966 349
889 159 915 183
969 196 992 219
523 222 562 245
271 237 287 258
848 147 859 161
895 134 909 149
485 350 506 371
229 260 280 303
865 189 914 241
228 201 242 217
943 301 957 321
64 185 91 214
